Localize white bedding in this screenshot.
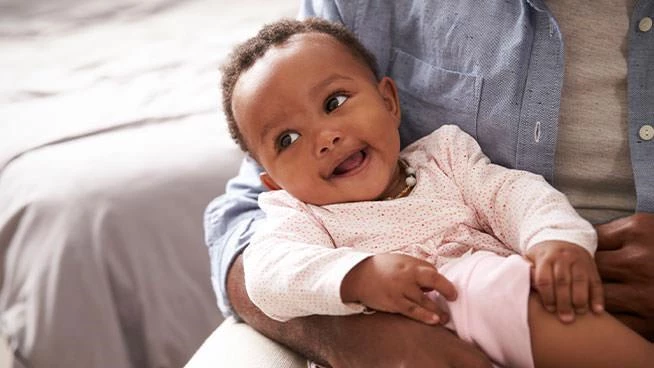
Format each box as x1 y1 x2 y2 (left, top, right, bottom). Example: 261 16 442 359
0 0 298 366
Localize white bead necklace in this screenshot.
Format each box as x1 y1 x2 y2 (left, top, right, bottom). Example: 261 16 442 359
385 159 417 200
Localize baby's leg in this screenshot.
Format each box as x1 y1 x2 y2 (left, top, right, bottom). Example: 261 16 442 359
528 292 654 368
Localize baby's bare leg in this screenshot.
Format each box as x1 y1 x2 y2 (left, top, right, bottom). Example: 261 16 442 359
528 292 654 368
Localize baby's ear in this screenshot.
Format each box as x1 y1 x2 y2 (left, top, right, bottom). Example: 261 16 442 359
260 172 281 191
378 76 401 122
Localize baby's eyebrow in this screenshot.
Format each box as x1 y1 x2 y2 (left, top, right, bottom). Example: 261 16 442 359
309 73 353 97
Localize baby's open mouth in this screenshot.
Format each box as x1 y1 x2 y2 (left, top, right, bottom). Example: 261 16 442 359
332 150 366 176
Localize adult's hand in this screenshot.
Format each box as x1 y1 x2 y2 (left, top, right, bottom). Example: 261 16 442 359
595 212 654 340
227 254 492 368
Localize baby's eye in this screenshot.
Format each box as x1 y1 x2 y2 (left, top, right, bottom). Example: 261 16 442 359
324 94 348 113
277 131 300 150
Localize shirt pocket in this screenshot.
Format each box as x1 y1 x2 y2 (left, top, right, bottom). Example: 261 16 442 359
389 48 482 148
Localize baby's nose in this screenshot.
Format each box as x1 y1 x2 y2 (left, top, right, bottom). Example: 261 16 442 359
317 132 341 155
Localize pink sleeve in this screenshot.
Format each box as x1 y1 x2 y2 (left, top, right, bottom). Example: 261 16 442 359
425 125 596 255
243 191 373 322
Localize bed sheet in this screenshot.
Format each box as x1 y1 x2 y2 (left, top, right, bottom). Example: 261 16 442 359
0 0 298 366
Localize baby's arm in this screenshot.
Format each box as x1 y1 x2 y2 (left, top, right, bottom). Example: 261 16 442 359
427 125 601 322
248 192 457 324
341 253 457 325
244 194 373 321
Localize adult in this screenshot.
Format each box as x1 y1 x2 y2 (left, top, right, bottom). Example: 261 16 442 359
202 0 654 367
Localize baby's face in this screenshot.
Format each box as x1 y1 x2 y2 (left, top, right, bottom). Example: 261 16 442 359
232 33 403 205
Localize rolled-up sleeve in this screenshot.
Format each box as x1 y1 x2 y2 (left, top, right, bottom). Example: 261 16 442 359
204 156 266 318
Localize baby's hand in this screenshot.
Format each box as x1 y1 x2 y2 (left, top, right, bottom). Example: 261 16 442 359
341 253 457 325
526 240 604 323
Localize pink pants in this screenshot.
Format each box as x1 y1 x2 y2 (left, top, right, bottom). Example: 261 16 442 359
435 250 534 368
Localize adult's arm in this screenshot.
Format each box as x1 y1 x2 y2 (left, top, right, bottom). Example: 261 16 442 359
595 212 654 341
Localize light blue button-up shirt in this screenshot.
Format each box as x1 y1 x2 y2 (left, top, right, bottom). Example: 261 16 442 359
206 0 654 317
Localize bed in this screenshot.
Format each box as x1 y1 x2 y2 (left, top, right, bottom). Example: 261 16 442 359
0 0 298 366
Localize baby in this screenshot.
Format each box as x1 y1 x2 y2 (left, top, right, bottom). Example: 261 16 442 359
220 18 654 368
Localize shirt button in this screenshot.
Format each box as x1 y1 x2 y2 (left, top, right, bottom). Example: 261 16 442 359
639 17 653 32
639 125 654 141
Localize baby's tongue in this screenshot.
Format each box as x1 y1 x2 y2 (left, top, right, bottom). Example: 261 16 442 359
334 151 364 175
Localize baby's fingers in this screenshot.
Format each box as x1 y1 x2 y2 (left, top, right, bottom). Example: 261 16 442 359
554 262 574 323
588 267 605 314
531 261 556 313
416 266 457 301
400 291 443 325
570 263 590 315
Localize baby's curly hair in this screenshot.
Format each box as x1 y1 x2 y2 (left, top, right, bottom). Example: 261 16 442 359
221 17 378 152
